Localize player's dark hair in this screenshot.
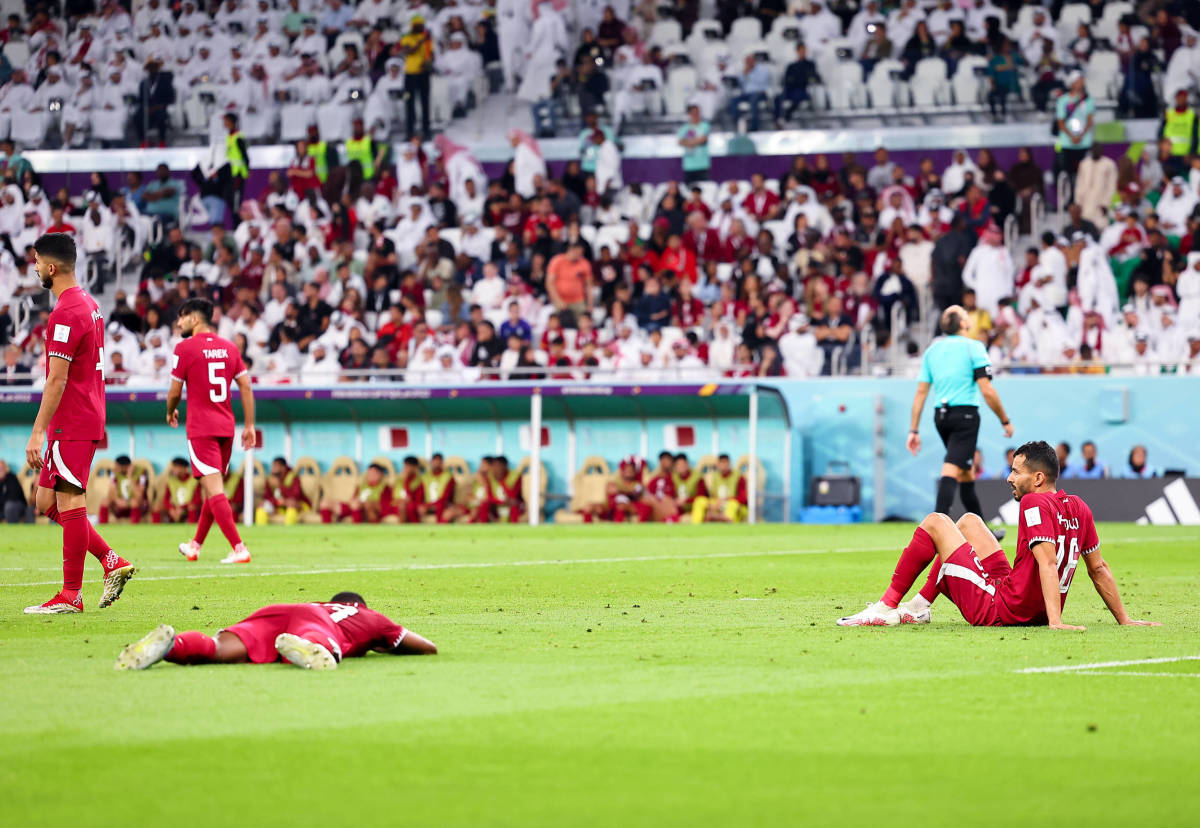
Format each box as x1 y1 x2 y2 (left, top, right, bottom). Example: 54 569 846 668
116 455 131 465
659 451 673 462
179 297 214 325
1082 440 1095 450
431 452 443 461
1014 440 1059 483
718 453 730 462
272 456 287 465
403 455 419 466
368 462 386 474
331 591 367 606
33 233 76 268
1058 441 1070 454
172 457 188 467
674 453 688 462
940 307 964 335
495 455 509 466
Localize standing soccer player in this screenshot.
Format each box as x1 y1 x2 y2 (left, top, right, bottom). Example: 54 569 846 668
907 306 1014 525
169 298 257 564
24 233 136 614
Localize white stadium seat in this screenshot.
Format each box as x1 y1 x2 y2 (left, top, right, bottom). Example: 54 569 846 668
688 19 724 46
664 66 697 116
649 19 683 48
1085 51 1120 100
594 224 630 255
727 17 763 49
951 56 988 105
1056 3 1092 42
769 17 801 44
867 59 905 109
826 61 865 110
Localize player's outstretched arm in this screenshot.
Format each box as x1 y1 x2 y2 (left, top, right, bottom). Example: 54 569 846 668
165 378 184 428
26 357 71 469
1082 551 1162 626
236 373 256 449
385 630 438 656
907 381 930 455
976 378 1014 438
1032 541 1085 630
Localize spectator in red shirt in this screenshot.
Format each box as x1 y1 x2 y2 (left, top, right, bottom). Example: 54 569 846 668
741 173 782 221
286 139 320 197
657 233 697 283
44 203 77 236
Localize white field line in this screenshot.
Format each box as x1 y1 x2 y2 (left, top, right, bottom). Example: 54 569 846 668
1018 655 1200 674
1070 671 1200 678
0 544 888 588
2 533 1193 588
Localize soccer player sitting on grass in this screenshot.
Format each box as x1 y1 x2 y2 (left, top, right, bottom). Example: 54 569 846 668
320 462 396 523
418 452 463 523
115 591 437 671
153 457 201 524
100 455 148 524
394 455 425 523
837 440 1160 629
258 457 309 524
691 454 747 523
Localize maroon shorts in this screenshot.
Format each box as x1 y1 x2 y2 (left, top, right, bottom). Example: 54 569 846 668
187 436 233 479
936 543 1012 627
221 604 342 663
38 439 98 492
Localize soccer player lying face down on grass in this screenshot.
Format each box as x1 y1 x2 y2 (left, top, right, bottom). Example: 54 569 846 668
837 440 1160 630
116 592 437 671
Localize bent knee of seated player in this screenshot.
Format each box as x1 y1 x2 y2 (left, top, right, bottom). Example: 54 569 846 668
956 513 1002 555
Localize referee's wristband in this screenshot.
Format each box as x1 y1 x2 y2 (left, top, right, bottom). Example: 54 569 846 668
909 430 918 435
1001 420 1010 426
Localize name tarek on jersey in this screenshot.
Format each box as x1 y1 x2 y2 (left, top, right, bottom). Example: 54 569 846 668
203 348 230 359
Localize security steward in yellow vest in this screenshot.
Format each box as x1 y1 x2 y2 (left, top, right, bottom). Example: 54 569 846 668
343 117 385 196
222 112 250 221
1160 88 1198 158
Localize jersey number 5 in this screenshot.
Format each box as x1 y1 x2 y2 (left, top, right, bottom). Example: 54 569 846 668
208 362 227 403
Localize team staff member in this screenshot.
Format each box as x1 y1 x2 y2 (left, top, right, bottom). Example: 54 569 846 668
907 305 1013 527
223 113 250 222
1159 87 1198 158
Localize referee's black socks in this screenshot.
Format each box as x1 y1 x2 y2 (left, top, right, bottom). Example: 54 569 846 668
959 481 983 517
935 476 957 514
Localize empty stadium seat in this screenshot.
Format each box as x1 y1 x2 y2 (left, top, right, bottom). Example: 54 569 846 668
1085 51 1120 100
687 19 724 46
1056 3 1092 42
826 61 865 109
1095 1 1132 41
866 59 905 109
951 56 988 104
910 57 950 107
594 223 629 255
664 66 698 116
727 17 763 49
649 19 683 48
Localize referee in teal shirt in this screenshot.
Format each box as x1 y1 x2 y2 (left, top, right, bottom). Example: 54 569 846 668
907 306 1014 521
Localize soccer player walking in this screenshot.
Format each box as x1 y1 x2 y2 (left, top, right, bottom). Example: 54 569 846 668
169 298 257 564
907 306 1013 524
24 234 135 614
837 441 1160 628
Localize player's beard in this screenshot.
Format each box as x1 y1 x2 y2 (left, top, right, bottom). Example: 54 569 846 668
39 272 53 290
179 324 194 339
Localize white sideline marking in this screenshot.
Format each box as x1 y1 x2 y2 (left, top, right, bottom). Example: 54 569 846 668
1018 655 1200 674
1070 671 1200 678
0 544 883 588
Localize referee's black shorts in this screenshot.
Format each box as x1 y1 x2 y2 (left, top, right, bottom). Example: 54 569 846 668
934 405 980 469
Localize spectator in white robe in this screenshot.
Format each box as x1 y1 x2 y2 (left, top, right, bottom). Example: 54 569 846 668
1176 252 1200 326
395 138 426 196
436 32 481 115
433 134 488 209
509 129 546 200
0 71 36 139
321 62 372 140
135 0 174 40
1162 28 1200 99
941 149 982 197
1071 231 1119 323
390 198 435 267
364 59 405 139
516 1 568 101
1156 176 1198 240
777 312 822 377
961 221 1013 317
495 0 531 93
797 1 842 56
61 71 97 147
591 128 623 194
612 53 664 133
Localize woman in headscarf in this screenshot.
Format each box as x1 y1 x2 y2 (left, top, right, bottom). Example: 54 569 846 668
0 183 26 238
876 184 917 229
87 171 114 205
433 134 487 208
975 147 999 189
941 149 982 197
508 129 547 200
1008 146 1044 234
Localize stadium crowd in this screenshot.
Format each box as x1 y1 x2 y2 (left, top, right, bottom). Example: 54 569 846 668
0 1 1198 387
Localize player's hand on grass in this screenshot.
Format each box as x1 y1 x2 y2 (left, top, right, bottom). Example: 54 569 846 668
1002 422 1014 438
1119 619 1161 626
166 410 179 428
241 424 256 450
1049 622 1086 631
906 431 921 456
26 428 45 469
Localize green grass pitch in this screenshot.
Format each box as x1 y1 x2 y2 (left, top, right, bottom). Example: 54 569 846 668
1 523 1197 827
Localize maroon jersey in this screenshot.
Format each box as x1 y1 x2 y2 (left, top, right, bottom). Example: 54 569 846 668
312 602 408 659
646 472 677 500
1000 490 1100 625
46 286 106 441
171 332 248 438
